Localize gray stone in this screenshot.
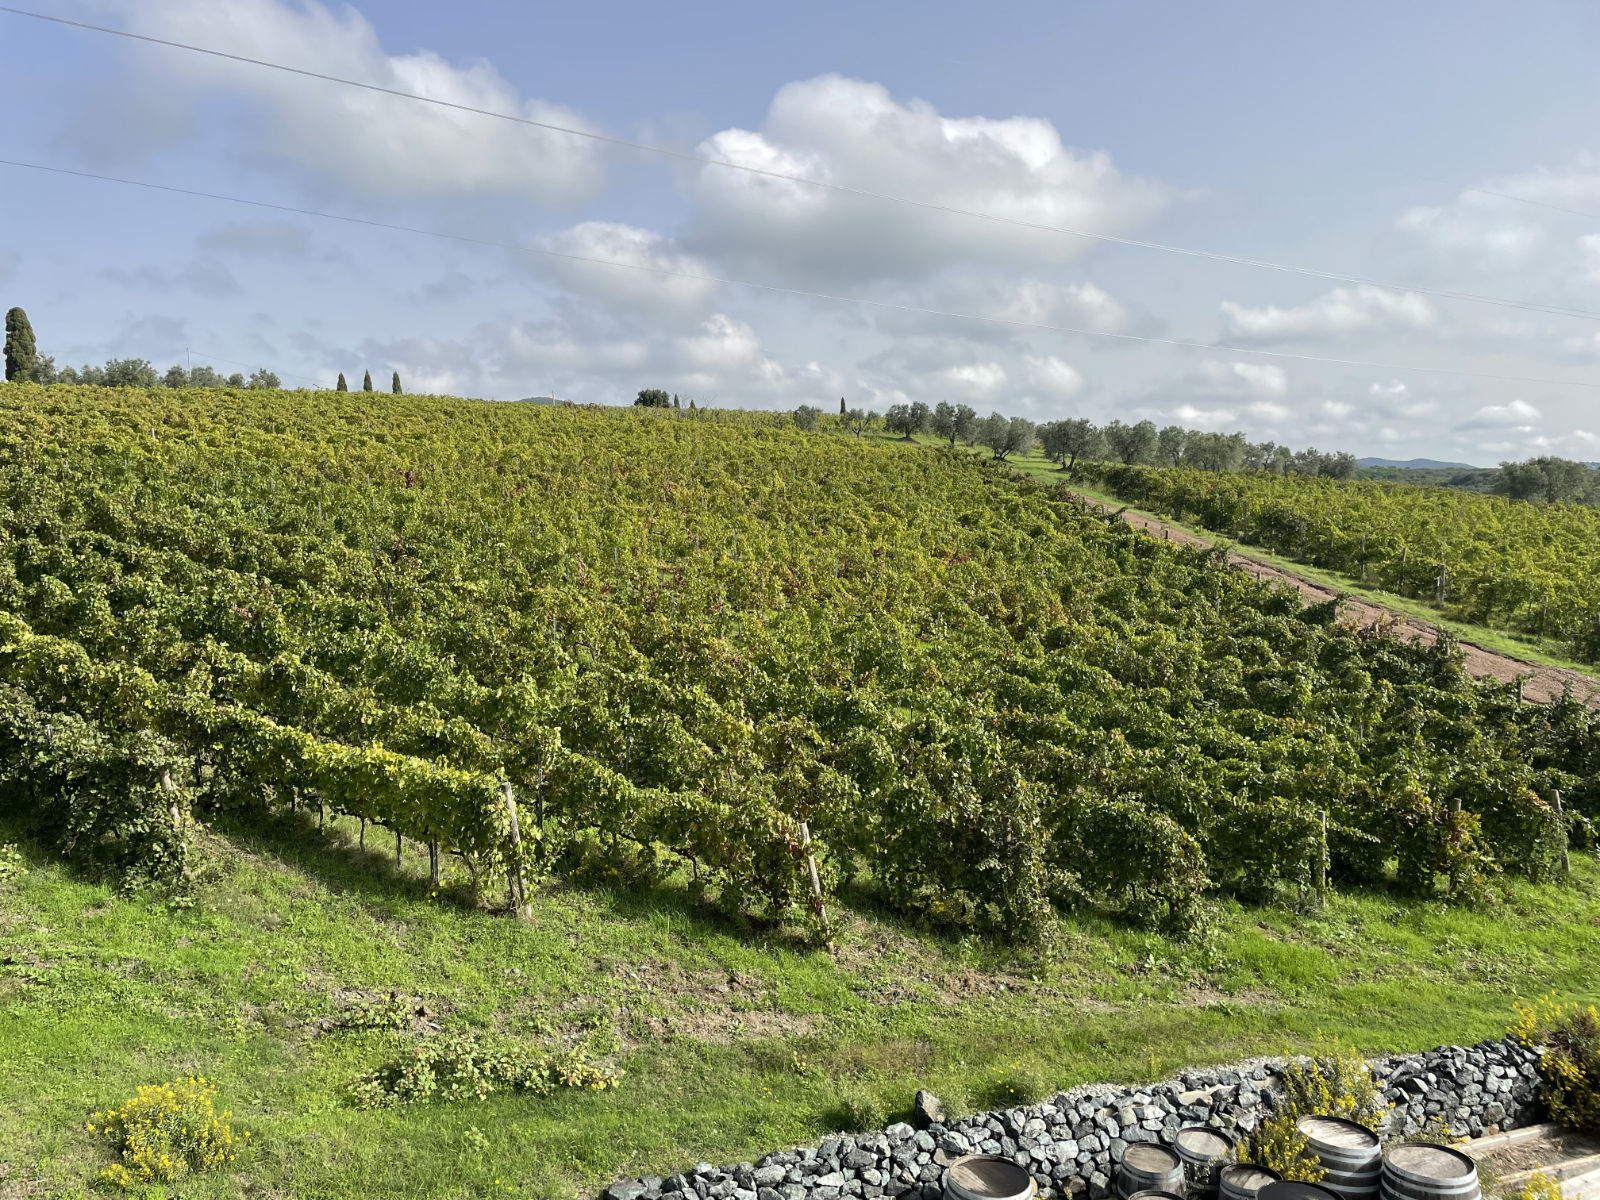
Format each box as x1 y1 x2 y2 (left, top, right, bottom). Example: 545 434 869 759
606 1183 649 1200
816 1174 847 1189
754 1168 787 1188
914 1091 947 1129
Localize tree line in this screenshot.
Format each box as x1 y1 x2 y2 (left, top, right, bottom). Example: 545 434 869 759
3 305 402 394
786 398 1361 479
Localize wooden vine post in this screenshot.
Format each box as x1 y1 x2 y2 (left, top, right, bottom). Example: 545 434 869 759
1318 808 1329 902
159 766 181 830
503 780 528 916
1553 789 1570 876
799 820 833 951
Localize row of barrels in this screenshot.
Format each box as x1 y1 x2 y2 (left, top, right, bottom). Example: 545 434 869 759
944 1115 1480 1200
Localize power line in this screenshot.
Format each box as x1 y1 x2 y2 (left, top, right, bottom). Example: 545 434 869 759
1462 187 1600 222
6 4 1600 325
5 156 1599 393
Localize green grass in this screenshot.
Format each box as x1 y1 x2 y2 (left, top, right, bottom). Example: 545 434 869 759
3 813 1598 1199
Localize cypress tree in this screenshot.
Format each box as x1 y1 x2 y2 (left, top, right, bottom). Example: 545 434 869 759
392 370 402 394
336 373 348 392
362 370 373 392
4 307 38 383
673 393 680 409
839 396 846 415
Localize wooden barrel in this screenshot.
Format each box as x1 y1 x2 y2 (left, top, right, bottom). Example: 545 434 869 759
1296 1116 1382 1200
1118 1144 1186 1200
1220 1165 1283 1200
1380 1145 1480 1200
944 1155 1038 1200
1259 1182 1342 1200
1176 1128 1236 1198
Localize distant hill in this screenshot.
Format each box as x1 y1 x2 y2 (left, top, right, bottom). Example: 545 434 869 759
1356 457 1481 470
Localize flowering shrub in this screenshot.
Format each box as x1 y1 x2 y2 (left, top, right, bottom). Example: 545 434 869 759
349 1033 620 1108
87 1076 245 1188
1511 995 1600 1132
1242 1041 1392 1180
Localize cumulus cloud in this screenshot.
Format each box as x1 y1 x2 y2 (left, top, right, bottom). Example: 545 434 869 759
682 75 1169 285
1394 159 1600 276
1219 286 1436 342
1457 398 1542 432
96 0 606 205
1198 359 1288 396
1023 355 1085 397
530 222 721 321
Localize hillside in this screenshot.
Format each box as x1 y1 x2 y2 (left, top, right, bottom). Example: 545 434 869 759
1 384 1598 1196
1078 460 1600 666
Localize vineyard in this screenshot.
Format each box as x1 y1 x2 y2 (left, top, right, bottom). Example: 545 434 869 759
2 384 1597 944
1079 462 1600 665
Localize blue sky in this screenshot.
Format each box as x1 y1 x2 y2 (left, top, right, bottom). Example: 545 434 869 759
2 0 1599 461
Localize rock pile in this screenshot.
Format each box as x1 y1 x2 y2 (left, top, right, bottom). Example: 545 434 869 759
599 1037 1543 1200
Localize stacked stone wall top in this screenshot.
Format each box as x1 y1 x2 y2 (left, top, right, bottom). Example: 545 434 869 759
599 1038 1544 1200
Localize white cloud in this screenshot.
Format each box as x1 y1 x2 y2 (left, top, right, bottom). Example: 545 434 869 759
1394 159 1600 276
104 0 606 205
1173 403 1239 429
1394 201 1546 272
1457 398 1542 432
1198 359 1287 396
1582 234 1600 284
683 75 1169 285
1023 355 1085 397
532 222 720 319
1219 286 1436 342
942 361 1009 398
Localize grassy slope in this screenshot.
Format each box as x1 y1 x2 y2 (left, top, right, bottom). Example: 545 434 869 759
3 811 1598 1200
885 432 1600 681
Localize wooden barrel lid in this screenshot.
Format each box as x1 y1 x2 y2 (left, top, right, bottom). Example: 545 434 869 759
1384 1145 1476 1181
1222 1166 1282 1193
1176 1128 1235 1159
1124 1144 1182 1172
1297 1116 1380 1152
948 1155 1035 1199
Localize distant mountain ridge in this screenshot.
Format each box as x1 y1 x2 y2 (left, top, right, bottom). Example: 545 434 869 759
1356 456 1481 470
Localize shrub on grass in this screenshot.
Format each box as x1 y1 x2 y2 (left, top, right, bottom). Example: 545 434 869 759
349 1032 619 1108
1511 995 1600 1132
829 1085 887 1133
87 1076 244 1188
0 843 22 885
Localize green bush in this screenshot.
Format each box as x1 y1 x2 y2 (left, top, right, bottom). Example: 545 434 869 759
1512 996 1600 1132
88 1076 245 1189
349 1032 619 1108
829 1084 887 1133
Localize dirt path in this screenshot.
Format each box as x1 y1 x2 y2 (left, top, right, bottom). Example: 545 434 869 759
1076 493 1600 706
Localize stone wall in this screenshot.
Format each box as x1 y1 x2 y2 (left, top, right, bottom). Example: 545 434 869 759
599 1037 1543 1200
